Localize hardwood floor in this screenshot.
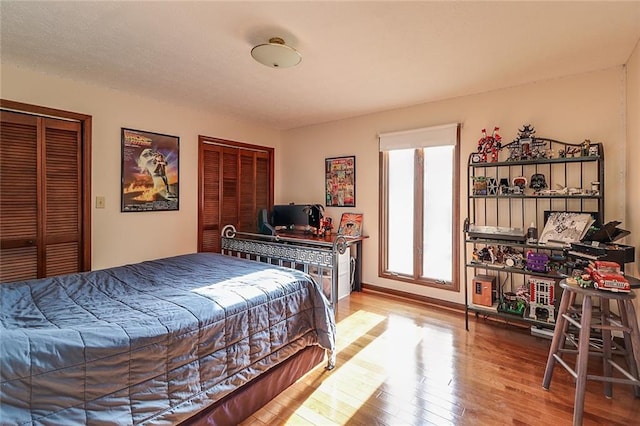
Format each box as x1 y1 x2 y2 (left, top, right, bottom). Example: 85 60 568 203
240 290 639 425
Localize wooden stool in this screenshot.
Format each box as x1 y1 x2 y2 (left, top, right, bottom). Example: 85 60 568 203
542 280 640 425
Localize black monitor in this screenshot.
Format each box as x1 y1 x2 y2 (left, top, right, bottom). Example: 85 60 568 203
271 204 322 230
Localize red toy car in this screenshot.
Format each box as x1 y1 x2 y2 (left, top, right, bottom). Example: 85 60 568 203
586 261 631 293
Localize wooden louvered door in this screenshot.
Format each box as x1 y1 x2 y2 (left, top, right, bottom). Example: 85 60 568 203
0 107 89 283
198 137 273 252
221 146 240 233
42 118 82 277
200 145 222 252
0 111 38 281
237 149 271 232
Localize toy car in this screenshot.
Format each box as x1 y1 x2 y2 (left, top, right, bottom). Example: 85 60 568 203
586 261 630 293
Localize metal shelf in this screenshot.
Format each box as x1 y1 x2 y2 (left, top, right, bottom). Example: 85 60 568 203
464 136 605 332
469 155 601 168
469 194 602 199
465 238 570 252
468 304 556 329
466 262 568 280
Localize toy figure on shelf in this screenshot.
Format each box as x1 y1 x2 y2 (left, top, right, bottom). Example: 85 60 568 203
529 277 556 322
506 144 522 162
507 124 538 161
517 124 536 140
491 126 502 146
498 292 527 316
565 146 581 157
318 217 333 237
529 173 547 193
526 251 549 273
476 246 497 263
476 127 502 162
473 176 488 195
530 138 548 159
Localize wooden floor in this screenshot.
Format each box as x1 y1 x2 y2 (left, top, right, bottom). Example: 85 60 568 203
240 290 639 425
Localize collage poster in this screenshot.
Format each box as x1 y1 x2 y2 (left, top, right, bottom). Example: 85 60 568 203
325 156 356 207
121 128 179 212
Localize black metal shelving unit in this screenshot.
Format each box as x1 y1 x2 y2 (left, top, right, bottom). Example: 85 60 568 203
464 136 605 331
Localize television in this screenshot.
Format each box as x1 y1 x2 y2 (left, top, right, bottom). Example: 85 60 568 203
271 204 322 230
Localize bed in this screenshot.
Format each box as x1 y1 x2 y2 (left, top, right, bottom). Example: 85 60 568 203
0 251 336 425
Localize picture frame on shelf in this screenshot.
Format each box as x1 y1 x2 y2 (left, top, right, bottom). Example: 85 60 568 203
337 213 363 237
538 212 595 245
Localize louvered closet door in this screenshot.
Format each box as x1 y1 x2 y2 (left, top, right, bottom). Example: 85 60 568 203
198 140 272 253
0 111 82 282
221 147 240 230
238 150 270 232
200 145 222 252
43 118 82 277
255 152 270 215
0 112 38 281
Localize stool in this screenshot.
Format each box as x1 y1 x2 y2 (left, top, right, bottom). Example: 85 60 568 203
542 280 640 425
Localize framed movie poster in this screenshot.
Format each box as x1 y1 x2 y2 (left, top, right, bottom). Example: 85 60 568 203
121 128 179 212
325 156 355 207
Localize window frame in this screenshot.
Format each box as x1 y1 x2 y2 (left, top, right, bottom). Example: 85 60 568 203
378 124 460 291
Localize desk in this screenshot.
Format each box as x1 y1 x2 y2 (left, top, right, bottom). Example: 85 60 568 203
276 231 368 292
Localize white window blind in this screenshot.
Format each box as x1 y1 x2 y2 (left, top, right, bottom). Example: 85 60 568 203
379 123 459 151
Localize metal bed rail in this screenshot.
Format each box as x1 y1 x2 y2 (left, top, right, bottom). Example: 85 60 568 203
221 225 348 310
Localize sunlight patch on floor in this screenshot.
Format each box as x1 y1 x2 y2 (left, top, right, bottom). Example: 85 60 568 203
284 309 460 424
334 309 387 351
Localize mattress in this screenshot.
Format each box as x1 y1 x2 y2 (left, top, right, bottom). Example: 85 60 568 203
0 253 336 425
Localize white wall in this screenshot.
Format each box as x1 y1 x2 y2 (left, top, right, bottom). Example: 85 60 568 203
2 62 635 308
281 67 630 305
0 63 283 270
626 40 640 279
625 40 640 323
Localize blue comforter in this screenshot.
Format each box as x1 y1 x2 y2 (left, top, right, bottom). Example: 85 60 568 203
0 253 336 425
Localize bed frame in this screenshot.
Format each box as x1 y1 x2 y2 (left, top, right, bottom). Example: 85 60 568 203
181 225 344 425
220 224 349 310
181 345 325 425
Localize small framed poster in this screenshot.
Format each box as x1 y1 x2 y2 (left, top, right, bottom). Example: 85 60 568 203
121 128 179 212
325 156 355 207
337 213 363 237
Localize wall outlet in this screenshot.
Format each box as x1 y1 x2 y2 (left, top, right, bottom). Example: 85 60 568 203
96 196 106 209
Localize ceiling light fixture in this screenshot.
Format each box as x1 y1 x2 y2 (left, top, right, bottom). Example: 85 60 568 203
251 37 302 68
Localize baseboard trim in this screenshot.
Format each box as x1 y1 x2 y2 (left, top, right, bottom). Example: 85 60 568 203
359 284 531 332
360 283 465 314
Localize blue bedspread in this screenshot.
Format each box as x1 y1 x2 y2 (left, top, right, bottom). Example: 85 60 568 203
0 253 336 425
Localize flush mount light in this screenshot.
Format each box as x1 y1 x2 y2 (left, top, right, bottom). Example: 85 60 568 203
251 37 302 68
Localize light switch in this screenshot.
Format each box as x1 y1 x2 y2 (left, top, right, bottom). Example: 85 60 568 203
96 196 106 209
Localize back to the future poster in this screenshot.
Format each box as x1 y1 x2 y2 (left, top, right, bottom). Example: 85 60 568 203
121 128 179 212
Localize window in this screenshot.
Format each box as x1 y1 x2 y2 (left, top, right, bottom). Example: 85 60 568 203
379 123 459 290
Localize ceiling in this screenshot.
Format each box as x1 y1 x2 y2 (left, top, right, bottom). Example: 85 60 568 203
1 1 639 130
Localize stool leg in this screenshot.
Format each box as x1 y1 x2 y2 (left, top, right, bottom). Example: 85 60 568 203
573 295 593 426
621 299 640 397
601 297 613 398
543 285 572 390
